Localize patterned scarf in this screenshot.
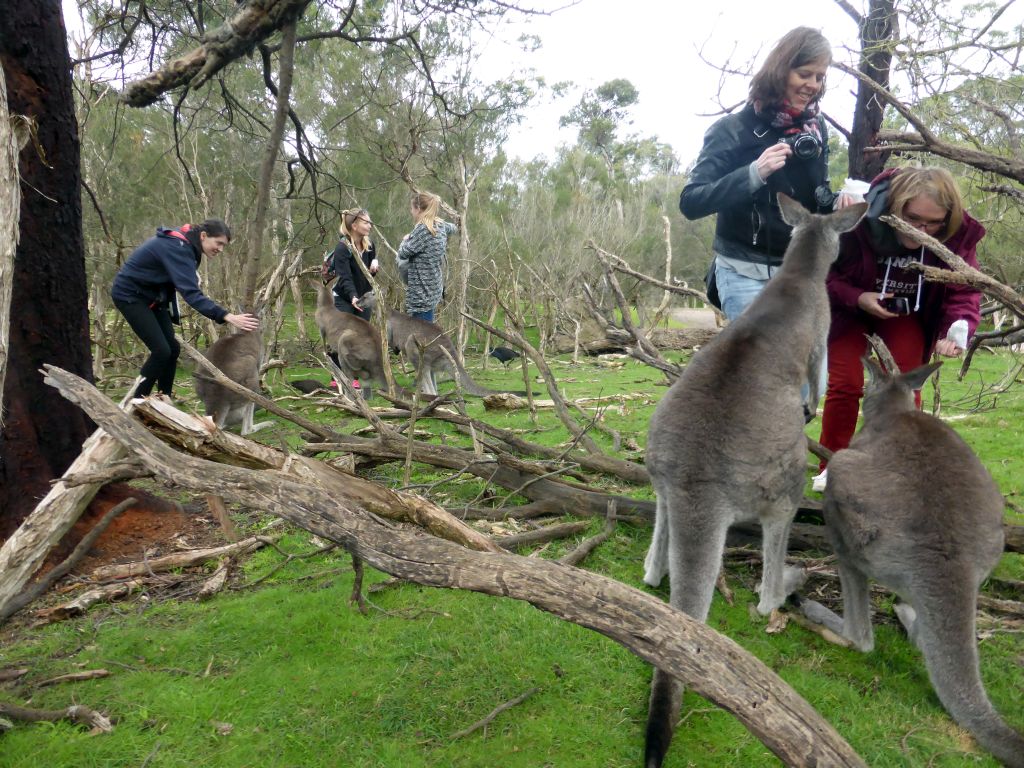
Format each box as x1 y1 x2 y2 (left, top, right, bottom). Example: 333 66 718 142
754 100 822 141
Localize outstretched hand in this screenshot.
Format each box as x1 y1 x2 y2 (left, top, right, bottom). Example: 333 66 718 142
226 312 259 331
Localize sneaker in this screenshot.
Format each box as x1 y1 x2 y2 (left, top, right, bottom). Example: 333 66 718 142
352 379 361 390
811 469 828 493
329 379 339 390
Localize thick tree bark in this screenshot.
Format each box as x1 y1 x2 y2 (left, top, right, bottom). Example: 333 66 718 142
42 364 867 768
844 0 897 181
0 0 92 535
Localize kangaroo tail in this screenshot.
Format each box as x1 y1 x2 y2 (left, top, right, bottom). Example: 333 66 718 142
914 593 1024 767
644 668 682 768
456 365 497 397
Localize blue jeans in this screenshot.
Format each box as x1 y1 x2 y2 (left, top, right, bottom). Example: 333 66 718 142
410 309 434 322
714 260 766 322
713 260 827 409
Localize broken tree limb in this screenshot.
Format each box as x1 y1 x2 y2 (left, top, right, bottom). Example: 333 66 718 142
32 577 185 625
560 504 618 567
0 394 137 624
42 364 867 768
0 701 113 733
127 395 501 555
450 685 542 740
495 521 590 551
121 0 314 107
36 669 110 688
87 536 273 581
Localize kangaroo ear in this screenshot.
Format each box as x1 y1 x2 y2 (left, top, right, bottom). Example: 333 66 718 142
777 193 810 227
830 201 868 234
899 361 942 391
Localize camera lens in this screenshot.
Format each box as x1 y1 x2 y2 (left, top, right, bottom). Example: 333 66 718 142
789 133 820 160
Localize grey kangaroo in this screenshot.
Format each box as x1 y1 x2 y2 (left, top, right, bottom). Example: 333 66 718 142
312 280 387 400
193 322 273 435
358 292 498 397
641 195 867 768
798 356 1024 767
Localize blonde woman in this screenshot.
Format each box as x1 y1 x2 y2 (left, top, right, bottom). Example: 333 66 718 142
330 208 378 315
814 166 985 488
397 192 457 322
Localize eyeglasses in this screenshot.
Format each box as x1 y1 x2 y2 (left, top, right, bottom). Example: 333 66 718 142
901 211 947 232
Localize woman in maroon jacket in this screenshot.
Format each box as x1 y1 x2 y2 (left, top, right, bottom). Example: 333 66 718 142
815 166 985 486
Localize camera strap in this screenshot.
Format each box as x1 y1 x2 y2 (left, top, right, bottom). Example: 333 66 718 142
880 247 925 311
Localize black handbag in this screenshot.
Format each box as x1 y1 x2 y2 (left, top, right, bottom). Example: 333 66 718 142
704 258 722 310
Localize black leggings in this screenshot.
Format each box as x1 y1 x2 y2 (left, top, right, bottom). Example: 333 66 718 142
114 300 180 397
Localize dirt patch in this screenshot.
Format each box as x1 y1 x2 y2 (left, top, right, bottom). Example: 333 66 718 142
56 482 225 573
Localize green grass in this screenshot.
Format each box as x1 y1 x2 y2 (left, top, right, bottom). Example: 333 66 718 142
2 340 1022 767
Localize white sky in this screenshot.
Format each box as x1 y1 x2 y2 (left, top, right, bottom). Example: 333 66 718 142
474 0 865 166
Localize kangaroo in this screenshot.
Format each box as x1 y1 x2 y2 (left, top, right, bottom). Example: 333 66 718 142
193 323 273 435
311 280 388 400
641 195 867 768
358 291 500 397
797 356 1024 767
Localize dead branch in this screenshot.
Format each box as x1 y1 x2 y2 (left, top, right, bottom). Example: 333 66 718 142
0 701 112 733
32 577 185 625
559 504 618 567
121 0 314 107
129 396 501 554
496 521 590 550
449 686 542 740
87 536 274 581
42 364 867 767
36 669 110 688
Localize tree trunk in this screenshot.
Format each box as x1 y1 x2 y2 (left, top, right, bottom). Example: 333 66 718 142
0 0 92 536
846 0 897 181
243 21 296 306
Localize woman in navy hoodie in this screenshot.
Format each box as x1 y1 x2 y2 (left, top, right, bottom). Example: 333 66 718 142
111 218 258 398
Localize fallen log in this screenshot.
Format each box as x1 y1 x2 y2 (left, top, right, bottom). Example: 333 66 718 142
41 364 868 767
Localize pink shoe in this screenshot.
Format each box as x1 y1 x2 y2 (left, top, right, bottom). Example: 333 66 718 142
352 379 361 390
329 379 338 390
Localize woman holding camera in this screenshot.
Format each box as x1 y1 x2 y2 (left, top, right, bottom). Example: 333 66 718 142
813 166 985 488
681 26 851 321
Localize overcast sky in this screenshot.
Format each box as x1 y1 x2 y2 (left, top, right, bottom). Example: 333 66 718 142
474 0 864 166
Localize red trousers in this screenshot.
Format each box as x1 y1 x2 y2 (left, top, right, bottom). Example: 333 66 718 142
818 314 926 468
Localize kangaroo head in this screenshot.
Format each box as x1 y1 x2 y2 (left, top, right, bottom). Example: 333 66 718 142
777 193 868 237
358 290 377 313
861 356 943 424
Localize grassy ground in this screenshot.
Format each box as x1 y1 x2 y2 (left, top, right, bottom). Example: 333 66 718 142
1 334 1022 767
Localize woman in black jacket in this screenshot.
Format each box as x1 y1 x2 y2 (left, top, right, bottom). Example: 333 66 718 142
111 218 258 399
329 208 378 314
681 26 853 321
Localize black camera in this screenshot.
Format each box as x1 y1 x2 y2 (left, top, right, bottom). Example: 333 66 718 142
879 296 910 315
779 132 821 160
